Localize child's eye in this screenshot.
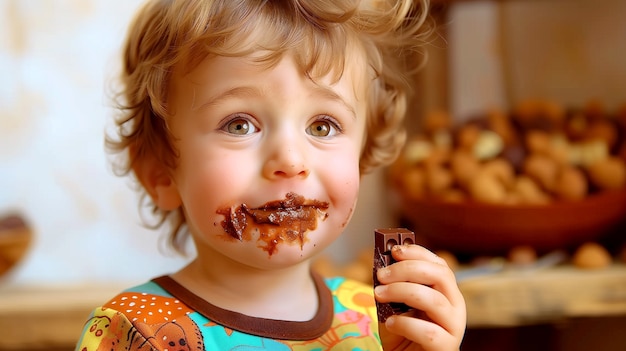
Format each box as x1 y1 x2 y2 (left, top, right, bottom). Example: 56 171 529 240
220 115 258 135
306 116 341 137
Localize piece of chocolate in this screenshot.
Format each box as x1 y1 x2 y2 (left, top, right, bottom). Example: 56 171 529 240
373 228 415 322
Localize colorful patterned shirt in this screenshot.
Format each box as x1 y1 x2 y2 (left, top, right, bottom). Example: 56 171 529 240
75 273 382 351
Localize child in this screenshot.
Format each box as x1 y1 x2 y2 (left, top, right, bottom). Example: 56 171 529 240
76 0 466 350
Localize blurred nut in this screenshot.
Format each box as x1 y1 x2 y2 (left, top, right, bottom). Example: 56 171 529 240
578 140 610 167
553 166 588 201
513 176 551 205
523 154 559 192
586 157 626 190
474 130 504 160
468 158 515 204
547 134 572 166
423 146 451 169
456 124 482 152
488 109 517 146
401 167 426 200
403 137 433 164
450 150 481 189
469 172 507 204
586 120 619 150
483 158 515 189
432 130 453 150
525 130 552 155
508 245 538 266
572 242 612 269
425 165 454 196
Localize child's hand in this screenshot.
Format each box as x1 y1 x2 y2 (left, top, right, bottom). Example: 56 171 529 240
375 245 466 351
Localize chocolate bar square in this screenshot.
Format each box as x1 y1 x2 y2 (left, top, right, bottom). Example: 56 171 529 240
373 228 415 322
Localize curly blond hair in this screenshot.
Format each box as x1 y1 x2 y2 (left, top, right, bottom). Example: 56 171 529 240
107 0 434 253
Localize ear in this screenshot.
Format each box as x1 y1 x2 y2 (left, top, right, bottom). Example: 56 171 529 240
133 155 182 211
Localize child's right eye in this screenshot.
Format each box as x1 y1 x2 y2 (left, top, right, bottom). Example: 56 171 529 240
220 115 258 135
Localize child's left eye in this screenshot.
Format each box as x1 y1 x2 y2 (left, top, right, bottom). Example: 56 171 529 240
306 117 341 137
221 115 258 135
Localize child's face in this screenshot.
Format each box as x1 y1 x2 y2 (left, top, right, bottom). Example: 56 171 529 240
162 53 367 269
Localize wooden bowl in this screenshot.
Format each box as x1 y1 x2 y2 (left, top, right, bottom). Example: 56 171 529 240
399 189 626 255
0 214 33 277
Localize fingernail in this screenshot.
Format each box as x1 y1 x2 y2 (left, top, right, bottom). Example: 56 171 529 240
392 244 404 256
377 267 390 279
374 285 387 296
385 315 396 327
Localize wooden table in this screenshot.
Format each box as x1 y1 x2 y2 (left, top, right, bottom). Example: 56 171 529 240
459 264 626 327
459 264 626 351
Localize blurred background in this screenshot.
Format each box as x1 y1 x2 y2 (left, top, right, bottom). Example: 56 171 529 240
0 0 189 286
1 0 625 350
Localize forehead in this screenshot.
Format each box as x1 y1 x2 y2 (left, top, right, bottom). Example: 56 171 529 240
171 50 368 122
186 46 369 102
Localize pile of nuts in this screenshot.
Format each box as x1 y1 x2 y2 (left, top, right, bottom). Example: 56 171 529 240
390 100 626 205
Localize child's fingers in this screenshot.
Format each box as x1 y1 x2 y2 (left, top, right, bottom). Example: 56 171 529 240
384 314 462 351
376 245 465 307
375 244 466 337
391 244 449 266
374 281 464 336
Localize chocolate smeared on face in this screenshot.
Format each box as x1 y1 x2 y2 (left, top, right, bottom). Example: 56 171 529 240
217 192 329 256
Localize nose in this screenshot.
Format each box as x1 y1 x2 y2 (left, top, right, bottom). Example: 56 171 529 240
262 143 310 180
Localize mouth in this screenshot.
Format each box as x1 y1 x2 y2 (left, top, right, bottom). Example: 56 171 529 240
217 192 329 256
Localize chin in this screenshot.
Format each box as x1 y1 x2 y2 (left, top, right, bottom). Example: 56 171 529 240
236 239 327 270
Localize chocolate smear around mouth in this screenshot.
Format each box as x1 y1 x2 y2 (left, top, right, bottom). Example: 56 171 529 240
217 192 329 256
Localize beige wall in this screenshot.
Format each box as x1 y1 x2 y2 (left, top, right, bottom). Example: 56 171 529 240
0 0 189 286
447 0 626 119
499 0 626 111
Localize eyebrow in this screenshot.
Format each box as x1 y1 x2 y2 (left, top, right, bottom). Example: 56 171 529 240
192 86 261 111
311 85 357 120
192 84 357 120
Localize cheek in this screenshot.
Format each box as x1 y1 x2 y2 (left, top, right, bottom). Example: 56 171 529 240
319 148 362 225
174 148 256 221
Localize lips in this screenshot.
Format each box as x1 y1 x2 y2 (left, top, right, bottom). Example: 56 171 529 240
245 192 329 224
217 192 330 255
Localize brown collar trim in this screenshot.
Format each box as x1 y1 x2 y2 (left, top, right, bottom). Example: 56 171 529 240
152 272 333 340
